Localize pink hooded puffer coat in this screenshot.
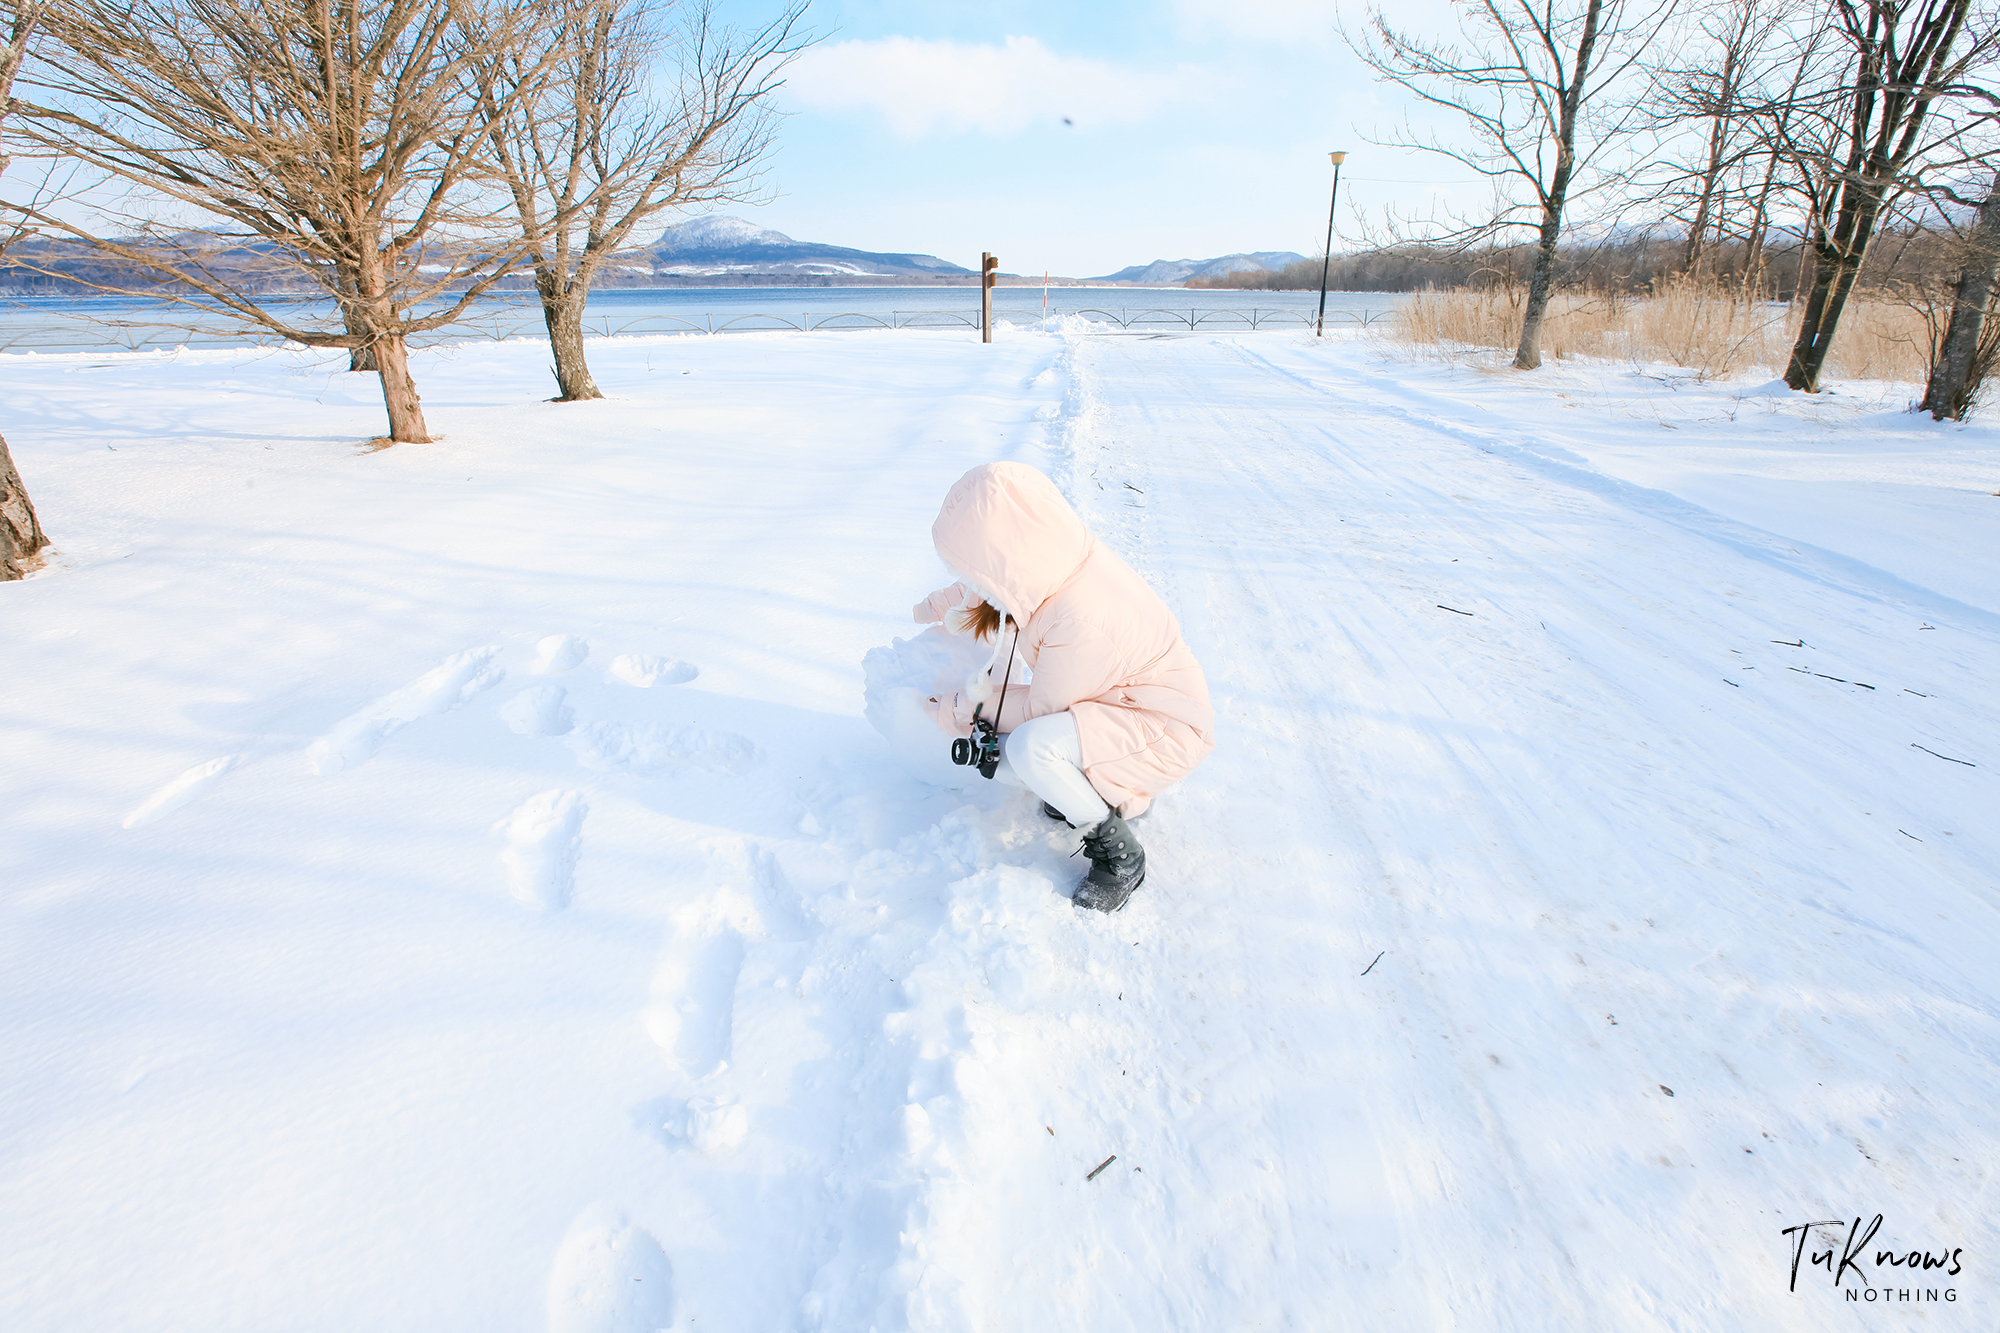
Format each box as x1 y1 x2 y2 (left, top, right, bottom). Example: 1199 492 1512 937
913 462 1214 818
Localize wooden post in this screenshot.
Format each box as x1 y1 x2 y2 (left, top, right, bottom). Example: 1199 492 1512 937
982 253 998 343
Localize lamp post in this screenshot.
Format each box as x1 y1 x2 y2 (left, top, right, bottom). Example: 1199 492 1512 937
1316 151 1349 337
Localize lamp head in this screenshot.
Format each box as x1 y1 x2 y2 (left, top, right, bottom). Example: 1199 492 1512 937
1329 151 1349 166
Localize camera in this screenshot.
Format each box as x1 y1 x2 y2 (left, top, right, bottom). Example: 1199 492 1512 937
951 715 1002 779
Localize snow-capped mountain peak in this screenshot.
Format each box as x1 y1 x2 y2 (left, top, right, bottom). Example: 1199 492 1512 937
655 216 796 251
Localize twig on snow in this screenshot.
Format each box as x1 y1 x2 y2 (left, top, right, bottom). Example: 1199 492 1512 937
1361 950 1386 976
1123 482 1144 493
1912 743 1976 767
1437 605 1474 616
1771 638 1805 647
1899 829 1923 841
1086 1155 1117 1182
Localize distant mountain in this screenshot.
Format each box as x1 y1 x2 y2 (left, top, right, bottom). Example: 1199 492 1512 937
1090 251 1310 285
641 216 974 280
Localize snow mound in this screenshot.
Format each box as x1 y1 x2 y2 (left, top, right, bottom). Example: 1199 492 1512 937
862 627 990 790
545 1206 676 1333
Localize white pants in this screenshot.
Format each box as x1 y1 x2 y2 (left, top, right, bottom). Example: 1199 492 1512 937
994 711 1111 827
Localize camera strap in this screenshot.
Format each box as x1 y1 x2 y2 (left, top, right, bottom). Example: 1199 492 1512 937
972 619 1019 779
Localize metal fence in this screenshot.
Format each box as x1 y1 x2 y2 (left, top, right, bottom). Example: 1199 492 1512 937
0 303 1395 352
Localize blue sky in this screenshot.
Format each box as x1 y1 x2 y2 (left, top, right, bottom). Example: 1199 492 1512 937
714 0 1478 276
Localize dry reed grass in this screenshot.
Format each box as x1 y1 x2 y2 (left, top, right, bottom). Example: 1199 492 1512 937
1392 281 1931 383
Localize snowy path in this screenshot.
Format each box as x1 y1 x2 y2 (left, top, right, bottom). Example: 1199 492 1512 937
1 331 1994 1330
1040 335 1998 1327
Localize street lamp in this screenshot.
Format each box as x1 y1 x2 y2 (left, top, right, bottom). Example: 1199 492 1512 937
1316 151 1349 338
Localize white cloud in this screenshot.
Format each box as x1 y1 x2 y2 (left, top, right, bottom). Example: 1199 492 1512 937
783 35 1165 138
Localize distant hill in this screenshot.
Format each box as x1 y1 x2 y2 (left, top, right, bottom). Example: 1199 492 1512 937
640 217 974 282
1091 251 1310 285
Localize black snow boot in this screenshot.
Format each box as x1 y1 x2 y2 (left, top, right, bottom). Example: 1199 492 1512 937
1074 811 1146 913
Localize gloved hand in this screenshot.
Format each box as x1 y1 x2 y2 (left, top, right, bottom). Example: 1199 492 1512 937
913 582 972 625
922 689 978 734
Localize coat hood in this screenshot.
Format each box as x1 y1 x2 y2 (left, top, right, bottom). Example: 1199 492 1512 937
932 462 1092 621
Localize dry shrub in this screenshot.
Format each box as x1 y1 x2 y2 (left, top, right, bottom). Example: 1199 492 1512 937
1393 281 1931 383
1818 299 1930 383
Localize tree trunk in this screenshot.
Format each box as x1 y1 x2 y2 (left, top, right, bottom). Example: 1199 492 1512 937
372 335 431 442
335 271 378 371
1512 0 1601 370
1919 170 2000 420
1514 205 1566 369
1 431 50 580
1784 197 1878 392
540 276 603 402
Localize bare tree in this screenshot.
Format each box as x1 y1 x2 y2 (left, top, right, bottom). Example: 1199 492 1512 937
1637 0 1804 274
1918 167 2000 414
5 0 563 442
1348 0 1672 368
1759 0 2000 391
1 0 50 579
474 0 804 401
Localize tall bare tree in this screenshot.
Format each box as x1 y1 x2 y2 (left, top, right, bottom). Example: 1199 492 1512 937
1638 0 1803 273
475 0 804 401
1349 0 1673 368
6 0 563 442
1 0 50 579
1918 167 2000 415
1762 0 2000 391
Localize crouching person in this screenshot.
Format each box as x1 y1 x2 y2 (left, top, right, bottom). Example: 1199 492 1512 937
914 462 1215 912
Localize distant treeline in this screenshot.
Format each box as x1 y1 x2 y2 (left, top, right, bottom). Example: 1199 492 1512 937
1189 232 1973 298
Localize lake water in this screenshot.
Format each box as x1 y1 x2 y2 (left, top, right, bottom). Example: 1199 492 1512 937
0 286 1408 352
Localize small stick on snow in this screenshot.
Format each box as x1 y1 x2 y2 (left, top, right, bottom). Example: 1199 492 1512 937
1086 1155 1117 1182
1437 605 1474 616
1771 638 1805 647
1911 743 1976 767
1899 830 1923 841
1361 950 1386 976
1123 482 1144 493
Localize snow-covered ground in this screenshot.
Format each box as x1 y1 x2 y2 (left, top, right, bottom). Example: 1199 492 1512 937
1 327 1993 1331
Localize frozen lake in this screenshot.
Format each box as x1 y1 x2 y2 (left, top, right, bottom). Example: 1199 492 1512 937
0 285 1407 351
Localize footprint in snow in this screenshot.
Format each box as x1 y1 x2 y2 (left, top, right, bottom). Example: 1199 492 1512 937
531 634 589 674
545 1205 675 1333
609 654 698 687
496 790 588 910
645 885 764 1078
568 720 751 776
499 684 574 736
305 645 504 775
662 1096 750 1154
646 928 744 1077
122 754 240 828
